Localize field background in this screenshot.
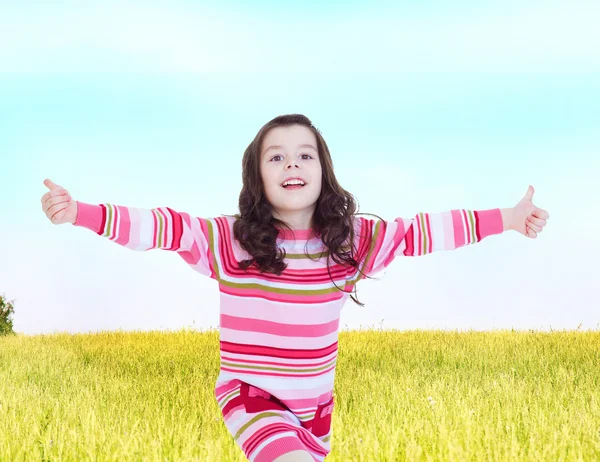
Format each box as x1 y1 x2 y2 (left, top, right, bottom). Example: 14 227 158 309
1 329 599 461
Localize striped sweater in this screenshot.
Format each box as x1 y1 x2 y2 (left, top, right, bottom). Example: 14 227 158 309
73 201 504 435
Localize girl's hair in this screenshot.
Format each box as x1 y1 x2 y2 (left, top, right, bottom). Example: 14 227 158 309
232 114 381 306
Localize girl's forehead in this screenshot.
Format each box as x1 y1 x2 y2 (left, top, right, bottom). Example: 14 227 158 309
262 126 317 153
264 125 316 143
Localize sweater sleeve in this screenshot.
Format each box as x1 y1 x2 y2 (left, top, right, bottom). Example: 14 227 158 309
352 208 504 280
72 201 217 279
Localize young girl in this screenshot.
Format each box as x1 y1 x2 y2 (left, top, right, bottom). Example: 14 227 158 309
41 114 549 462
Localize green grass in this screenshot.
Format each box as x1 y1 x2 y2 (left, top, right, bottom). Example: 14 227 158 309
1 329 599 461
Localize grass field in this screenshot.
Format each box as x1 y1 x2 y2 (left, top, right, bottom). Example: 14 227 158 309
1 329 599 461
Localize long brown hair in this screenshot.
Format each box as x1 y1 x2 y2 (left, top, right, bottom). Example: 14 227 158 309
232 114 380 306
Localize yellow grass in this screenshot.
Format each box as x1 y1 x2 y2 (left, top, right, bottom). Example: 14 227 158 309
1 329 599 461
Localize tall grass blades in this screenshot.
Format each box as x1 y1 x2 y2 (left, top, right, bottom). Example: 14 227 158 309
1 329 598 461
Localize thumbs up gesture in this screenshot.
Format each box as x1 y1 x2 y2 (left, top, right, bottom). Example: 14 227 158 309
506 185 550 238
41 179 78 225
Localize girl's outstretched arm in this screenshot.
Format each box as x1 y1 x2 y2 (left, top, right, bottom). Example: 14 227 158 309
354 185 549 279
41 179 217 279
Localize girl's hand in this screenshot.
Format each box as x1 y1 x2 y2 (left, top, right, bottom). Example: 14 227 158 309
507 185 549 239
41 179 78 225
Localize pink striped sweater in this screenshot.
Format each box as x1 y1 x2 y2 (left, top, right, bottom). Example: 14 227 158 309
73 201 503 438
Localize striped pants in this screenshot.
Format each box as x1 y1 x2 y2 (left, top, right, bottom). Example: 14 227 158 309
217 381 333 461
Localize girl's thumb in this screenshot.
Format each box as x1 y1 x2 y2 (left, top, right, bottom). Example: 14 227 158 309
524 185 535 200
44 178 61 191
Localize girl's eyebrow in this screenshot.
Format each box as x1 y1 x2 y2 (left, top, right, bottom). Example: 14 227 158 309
264 144 317 154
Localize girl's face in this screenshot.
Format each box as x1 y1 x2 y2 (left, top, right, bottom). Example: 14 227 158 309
260 124 323 227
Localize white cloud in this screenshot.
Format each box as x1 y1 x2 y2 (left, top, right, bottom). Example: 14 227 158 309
0 4 599 73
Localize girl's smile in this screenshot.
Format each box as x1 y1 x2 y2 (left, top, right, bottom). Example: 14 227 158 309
281 176 306 189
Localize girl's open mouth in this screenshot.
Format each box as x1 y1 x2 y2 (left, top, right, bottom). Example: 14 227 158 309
281 179 306 189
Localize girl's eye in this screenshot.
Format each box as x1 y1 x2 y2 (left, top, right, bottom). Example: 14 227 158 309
270 153 313 162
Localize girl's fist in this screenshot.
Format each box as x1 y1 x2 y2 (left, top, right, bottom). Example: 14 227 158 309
511 185 549 239
41 179 78 225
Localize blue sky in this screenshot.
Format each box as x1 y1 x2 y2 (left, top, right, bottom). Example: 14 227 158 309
1 1 598 335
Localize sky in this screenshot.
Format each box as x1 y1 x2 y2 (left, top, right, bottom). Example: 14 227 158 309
1 1 598 335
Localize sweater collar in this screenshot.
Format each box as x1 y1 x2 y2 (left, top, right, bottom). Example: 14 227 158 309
276 227 319 240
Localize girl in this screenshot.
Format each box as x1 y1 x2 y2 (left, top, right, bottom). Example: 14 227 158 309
41 114 549 462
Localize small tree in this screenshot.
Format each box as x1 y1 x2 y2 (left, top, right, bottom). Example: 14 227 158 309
0 293 16 336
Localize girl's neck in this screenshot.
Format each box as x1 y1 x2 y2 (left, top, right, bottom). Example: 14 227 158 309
272 210 314 231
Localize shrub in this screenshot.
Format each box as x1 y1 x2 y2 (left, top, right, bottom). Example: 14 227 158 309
0 293 16 336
